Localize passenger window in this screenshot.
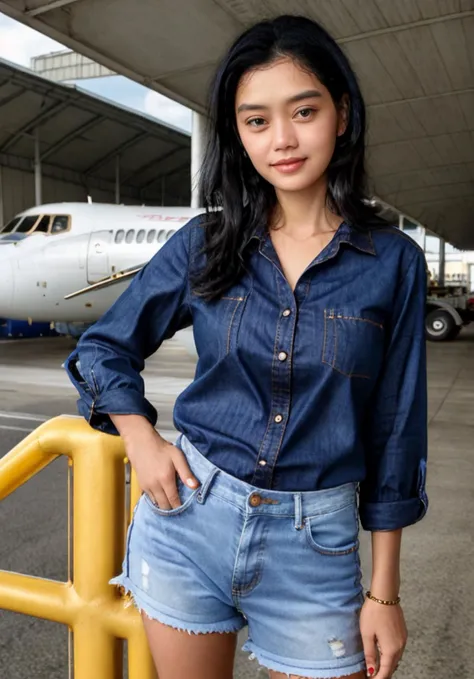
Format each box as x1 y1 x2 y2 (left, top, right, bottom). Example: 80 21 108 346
147 229 156 243
51 215 70 233
115 230 125 244
137 229 146 244
125 229 135 244
166 229 175 240
157 230 166 244
35 215 51 233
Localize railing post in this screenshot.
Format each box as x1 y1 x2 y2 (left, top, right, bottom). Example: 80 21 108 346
0 416 157 679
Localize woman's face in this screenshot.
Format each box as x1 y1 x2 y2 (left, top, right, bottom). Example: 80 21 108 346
235 57 347 194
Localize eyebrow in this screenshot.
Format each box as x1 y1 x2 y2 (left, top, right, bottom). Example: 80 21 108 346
236 89 323 113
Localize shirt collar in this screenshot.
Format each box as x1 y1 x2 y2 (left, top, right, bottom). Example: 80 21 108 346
244 221 377 256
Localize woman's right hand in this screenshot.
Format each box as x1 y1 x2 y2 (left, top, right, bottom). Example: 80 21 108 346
111 415 200 510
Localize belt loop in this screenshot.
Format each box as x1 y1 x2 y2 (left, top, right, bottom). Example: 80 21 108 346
294 493 303 531
196 468 220 504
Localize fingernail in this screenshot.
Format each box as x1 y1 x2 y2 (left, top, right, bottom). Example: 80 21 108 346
187 478 198 487
367 668 375 677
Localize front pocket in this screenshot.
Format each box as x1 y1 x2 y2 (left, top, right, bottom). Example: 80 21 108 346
322 308 384 379
142 476 198 517
305 502 359 556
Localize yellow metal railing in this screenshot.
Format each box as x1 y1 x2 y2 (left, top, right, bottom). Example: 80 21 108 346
0 415 156 679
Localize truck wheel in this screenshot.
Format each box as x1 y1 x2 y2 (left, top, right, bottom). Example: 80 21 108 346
425 309 457 341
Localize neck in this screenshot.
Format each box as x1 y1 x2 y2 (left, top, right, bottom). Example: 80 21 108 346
272 177 342 236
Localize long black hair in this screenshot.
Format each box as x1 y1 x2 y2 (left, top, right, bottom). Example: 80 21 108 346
192 14 381 301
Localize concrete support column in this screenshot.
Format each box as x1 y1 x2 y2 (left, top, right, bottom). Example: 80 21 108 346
115 155 120 204
439 237 446 287
34 128 42 206
191 111 206 208
161 176 165 206
0 165 4 230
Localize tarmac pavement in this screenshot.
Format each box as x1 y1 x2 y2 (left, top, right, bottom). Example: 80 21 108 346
1 329 474 678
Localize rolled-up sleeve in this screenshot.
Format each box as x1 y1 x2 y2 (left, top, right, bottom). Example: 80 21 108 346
359 247 429 531
65 217 198 435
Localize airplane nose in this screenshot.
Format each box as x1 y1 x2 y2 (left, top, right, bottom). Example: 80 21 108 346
0 258 14 317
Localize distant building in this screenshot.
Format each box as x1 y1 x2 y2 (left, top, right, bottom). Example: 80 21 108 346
31 50 115 82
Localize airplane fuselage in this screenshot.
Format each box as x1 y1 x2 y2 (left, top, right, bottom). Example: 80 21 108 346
0 203 203 324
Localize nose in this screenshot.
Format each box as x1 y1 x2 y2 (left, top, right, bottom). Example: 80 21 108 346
273 118 298 151
0 258 14 318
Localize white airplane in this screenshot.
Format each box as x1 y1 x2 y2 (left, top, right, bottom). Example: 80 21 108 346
0 202 203 341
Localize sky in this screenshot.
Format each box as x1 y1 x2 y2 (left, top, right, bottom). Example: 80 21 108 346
0 12 192 132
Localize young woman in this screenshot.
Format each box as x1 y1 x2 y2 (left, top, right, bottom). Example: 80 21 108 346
66 14 428 679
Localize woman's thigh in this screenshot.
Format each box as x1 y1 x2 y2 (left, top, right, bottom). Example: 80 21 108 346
142 616 237 679
269 672 366 679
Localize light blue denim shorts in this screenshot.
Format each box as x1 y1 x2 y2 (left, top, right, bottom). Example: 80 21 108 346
111 435 366 678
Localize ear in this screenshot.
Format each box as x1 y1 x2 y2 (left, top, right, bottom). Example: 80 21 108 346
337 94 350 137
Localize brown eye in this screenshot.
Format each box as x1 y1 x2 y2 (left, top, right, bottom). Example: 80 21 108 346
297 108 315 119
247 117 266 127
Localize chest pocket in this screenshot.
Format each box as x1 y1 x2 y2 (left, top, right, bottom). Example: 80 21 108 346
322 308 385 380
218 292 249 354
196 280 252 359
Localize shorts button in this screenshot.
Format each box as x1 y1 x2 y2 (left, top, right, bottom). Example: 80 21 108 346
249 494 262 507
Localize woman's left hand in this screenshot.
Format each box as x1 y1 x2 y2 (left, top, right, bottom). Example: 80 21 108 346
359 597 408 678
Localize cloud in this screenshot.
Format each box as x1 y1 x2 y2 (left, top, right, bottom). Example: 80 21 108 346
0 12 64 67
0 12 193 134
144 90 192 133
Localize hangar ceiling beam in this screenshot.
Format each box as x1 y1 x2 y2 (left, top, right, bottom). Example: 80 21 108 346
338 9 474 43
84 132 149 175
0 99 70 154
26 0 84 17
41 114 105 162
0 88 25 108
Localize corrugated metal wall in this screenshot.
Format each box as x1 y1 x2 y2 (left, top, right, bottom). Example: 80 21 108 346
0 165 139 227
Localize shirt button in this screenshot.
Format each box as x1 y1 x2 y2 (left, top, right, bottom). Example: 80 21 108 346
258 460 267 466
282 309 291 317
278 351 288 362
274 414 283 423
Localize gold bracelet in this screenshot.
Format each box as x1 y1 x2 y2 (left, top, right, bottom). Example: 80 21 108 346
366 590 401 606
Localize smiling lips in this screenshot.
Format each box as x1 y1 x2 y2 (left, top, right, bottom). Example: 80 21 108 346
271 157 307 173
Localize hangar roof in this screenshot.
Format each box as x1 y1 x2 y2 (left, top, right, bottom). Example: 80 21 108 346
0 1 473 246
0 57 191 204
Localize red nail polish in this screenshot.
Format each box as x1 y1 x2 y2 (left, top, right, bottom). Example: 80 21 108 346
368 668 375 676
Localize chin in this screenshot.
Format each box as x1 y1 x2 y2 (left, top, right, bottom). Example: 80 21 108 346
272 176 321 193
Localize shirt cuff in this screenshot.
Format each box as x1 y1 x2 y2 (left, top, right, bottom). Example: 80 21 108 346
77 388 158 436
359 494 428 532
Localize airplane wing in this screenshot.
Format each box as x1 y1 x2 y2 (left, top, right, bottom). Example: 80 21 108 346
64 263 146 300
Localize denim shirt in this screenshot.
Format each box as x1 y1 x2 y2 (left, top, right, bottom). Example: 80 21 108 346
65 215 428 532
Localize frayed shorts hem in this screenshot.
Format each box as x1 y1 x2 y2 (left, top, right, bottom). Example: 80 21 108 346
243 639 366 678
110 574 246 635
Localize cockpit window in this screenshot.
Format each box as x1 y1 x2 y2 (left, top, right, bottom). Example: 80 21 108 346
0 216 22 234
51 215 69 234
36 215 51 233
16 215 40 233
